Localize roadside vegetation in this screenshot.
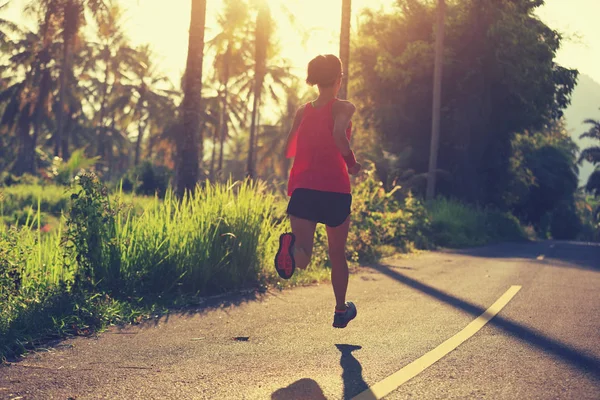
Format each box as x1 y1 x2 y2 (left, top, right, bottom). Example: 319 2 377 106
2 0 599 360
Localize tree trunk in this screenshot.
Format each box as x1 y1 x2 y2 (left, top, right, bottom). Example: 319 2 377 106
134 113 146 166
218 121 227 176
339 0 351 100
11 112 36 176
97 49 111 163
247 87 260 179
176 0 207 198
247 3 269 179
55 31 69 157
209 122 218 180
217 44 232 178
55 0 78 159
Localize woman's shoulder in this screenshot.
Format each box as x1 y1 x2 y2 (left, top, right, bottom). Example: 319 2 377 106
332 99 356 115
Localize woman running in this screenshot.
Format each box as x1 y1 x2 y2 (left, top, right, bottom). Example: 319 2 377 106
274 54 361 329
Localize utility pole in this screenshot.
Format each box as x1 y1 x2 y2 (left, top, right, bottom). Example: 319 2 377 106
426 0 446 201
339 0 351 100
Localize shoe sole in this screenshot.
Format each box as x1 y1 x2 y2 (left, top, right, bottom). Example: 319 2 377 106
275 233 296 279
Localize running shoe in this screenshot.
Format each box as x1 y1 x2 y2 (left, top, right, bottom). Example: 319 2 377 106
274 233 296 279
333 302 357 328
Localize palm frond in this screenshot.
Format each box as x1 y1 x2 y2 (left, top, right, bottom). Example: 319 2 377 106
584 168 600 197
578 146 600 165
579 119 600 141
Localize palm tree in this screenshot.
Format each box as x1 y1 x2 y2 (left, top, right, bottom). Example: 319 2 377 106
339 0 351 100
177 0 207 198
30 0 106 158
0 2 19 48
127 46 177 167
247 1 275 178
579 112 600 197
256 80 305 180
0 23 59 175
89 2 136 165
208 0 252 178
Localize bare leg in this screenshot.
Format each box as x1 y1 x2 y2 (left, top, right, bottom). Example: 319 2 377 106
289 215 317 270
326 217 351 311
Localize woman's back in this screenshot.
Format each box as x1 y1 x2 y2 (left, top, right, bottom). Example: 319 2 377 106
287 98 352 195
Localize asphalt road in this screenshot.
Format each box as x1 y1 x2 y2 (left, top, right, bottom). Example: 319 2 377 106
1 241 599 400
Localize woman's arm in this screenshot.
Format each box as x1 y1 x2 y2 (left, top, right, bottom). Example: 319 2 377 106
332 100 356 156
332 100 361 175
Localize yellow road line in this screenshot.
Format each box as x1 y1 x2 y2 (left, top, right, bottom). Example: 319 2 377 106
352 285 522 400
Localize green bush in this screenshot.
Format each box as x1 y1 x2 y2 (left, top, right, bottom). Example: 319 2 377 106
428 198 526 248
1 172 41 187
348 166 432 261
2 209 49 228
484 210 527 242
46 149 100 186
122 161 172 198
575 195 599 242
549 202 582 240
0 184 70 217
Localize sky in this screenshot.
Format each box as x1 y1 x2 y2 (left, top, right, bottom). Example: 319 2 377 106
3 0 600 87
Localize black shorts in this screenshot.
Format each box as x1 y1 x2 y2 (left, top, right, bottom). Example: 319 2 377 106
287 188 352 228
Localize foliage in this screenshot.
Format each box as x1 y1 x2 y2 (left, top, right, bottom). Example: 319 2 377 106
578 112 600 197
507 122 580 237
65 172 122 293
548 201 582 241
122 160 172 197
0 172 538 360
46 149 101 186
353 0 578 206
0 1 179 183
428 197 526 248
575 193 600 242
348 164 432 261
0 184 69 217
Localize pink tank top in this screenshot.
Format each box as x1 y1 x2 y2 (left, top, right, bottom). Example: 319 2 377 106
286 98 352 196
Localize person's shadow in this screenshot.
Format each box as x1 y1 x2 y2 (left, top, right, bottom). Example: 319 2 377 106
335 344 369 399
270 344 368 400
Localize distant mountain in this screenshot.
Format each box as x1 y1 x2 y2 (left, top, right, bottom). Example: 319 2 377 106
563 73 600 185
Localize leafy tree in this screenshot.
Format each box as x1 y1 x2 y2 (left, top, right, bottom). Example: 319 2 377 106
0 22 58 175
122 45 177 167
247 0 271 179
353 0 577 206
31 0 107 158
0 2 18 48
256 79 307 180
208 0 252 178
578 112 600 197
508 120 580 236
88 2 137 166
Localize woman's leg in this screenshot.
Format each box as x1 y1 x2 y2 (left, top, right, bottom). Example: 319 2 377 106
289 215 317 270
326 216 351 310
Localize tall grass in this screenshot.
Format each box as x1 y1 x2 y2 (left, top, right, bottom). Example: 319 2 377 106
2 174 529 359
1 178 302 358
115 180 289 296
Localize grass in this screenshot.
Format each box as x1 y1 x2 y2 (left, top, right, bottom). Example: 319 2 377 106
0 178 334 359
0 177 530 360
